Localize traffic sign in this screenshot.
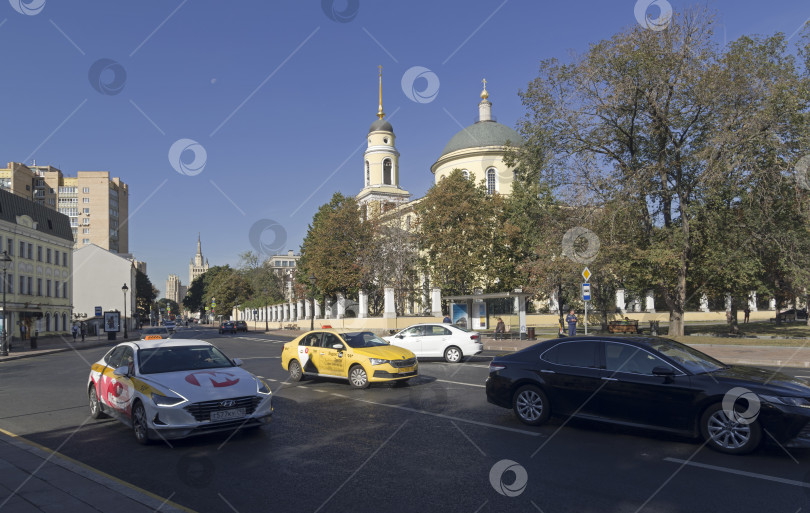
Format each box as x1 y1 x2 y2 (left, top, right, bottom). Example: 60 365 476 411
582 283 591 301
582 268 591 282
94 306 102 317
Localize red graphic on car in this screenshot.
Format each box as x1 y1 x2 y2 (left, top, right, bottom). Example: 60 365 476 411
184 371 240 388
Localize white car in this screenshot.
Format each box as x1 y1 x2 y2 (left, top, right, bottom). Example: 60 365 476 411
384 323 483 363
87 339 273 444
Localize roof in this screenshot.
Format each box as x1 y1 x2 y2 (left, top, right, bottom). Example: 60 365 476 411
439 120 521 158
0 187 73 242
369 118 393 133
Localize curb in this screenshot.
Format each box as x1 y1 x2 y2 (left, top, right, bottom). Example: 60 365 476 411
0 339 120 362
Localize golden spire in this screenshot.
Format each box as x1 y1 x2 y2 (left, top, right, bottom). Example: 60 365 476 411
481 78 489 100
377 65 385 120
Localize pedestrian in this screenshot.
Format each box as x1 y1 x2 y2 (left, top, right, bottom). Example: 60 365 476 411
71 324 78 341
743 306 750 323
80 324 86 342
442 313 451 324
495 317 506 340
566 309 578 337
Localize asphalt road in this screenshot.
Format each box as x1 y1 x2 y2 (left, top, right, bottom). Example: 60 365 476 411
1 327 809 513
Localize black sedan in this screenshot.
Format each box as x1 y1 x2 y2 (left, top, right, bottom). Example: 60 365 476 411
486 336 810 455
219 321 237 334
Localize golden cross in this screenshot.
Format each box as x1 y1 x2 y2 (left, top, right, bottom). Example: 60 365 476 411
482 78 487 89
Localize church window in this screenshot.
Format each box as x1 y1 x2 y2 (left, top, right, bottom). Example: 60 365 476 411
365 161 370 186
383 159 392 185
487 168 497 195
383 137 389 144
462 169 470 180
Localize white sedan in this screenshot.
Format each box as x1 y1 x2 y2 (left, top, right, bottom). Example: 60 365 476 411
384 323 483 363
87 339 273 444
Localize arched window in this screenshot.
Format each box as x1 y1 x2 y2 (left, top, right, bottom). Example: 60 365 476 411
62 313 67 331
462 169 470 180
365 161 370 186
45 313 51 332
383 159 392 185
54 314 59 331
487 168 497 195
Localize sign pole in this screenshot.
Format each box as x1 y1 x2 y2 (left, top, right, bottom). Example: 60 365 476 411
584 299 588 335
582 268 591 336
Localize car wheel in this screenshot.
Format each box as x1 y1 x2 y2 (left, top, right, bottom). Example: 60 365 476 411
700 403 762 455
349 365 370 389
132 401 151 445
444 346 462 363
512 385 551 426
288 360 303 382
88 384 106 419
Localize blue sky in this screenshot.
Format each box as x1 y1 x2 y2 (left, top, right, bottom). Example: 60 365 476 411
1 0 808 295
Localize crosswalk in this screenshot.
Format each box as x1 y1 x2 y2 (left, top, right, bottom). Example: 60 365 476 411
234 336 286 343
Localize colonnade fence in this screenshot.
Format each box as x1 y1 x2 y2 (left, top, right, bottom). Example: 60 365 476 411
233 310 781 334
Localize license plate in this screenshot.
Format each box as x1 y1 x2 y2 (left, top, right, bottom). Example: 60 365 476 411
398 367 414 373
210 408 245 421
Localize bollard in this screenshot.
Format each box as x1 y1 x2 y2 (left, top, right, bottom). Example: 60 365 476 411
31 331 38 349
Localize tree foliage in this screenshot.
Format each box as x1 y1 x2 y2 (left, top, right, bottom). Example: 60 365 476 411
135 269 157 321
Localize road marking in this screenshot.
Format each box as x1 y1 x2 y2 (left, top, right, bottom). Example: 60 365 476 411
435 379 485 388
663 458 810 489
237 356 279 360
330 393 540 436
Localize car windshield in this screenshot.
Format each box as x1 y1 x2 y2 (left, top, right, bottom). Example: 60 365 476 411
645 338 726 374
342 331 389 348
138 345 234 374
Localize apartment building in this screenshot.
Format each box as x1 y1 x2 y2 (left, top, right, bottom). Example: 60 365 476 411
0 163 129 253
0 187 74 338
165 273 187 304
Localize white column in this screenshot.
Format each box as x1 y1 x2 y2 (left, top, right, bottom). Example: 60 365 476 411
290 302 297 321
725 294 732 312
645 289 655 313
324 298 332 319
699 294 709 312
549 289 559 313
749 291 757 311
769 297 776 311
518 296 527 338
274 305 280 322
336 293 346 319
358 290 368 318
297 300 304 321
383 286 396 318
616 289 626 313
314 299 321 320
305 299 312 319
431 288 442 317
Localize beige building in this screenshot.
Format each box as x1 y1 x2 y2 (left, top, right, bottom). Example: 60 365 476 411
165 273 187 304
0 187 74 338
0 163 129 253
268 250 300 301
189 235 209 285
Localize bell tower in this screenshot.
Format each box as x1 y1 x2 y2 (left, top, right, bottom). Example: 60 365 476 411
357 65 410 217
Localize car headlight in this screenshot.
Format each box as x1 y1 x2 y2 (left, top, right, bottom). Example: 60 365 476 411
369 358 390 366
257 379 271 395
151 393 185 407
759 394 810 408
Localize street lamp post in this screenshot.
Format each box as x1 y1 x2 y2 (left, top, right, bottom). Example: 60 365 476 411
309 274 316 332
122 283 129 339
263 288 269 332
0 251 12 356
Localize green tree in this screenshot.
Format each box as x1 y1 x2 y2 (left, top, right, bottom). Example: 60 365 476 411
135 269 157 322
237 250 285 309
157 298 180 317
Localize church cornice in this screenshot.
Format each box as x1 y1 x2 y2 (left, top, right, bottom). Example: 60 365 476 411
430 146 513 174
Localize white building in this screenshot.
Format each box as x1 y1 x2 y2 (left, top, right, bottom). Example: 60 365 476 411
73 244 136 333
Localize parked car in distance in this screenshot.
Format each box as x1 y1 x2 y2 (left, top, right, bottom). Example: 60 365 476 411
281 329 417 389
775 308 808 322
219 321 237 334
384 323 482 363
486 335 810 455
235 320 248 332
140 327 172 340
87 339 272 444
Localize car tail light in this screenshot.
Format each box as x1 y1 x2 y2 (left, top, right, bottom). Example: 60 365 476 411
470 335 479 340
489 363 506 373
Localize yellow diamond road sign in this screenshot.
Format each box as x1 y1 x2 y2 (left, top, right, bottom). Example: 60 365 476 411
582 268 591 282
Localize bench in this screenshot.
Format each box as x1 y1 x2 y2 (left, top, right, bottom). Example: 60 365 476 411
607 320 640 334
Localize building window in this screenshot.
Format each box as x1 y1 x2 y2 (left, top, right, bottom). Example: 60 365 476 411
37 246 42 262
46 248 51 263
365 161 370 185
45 313 50 332
19 275 24 294
83 208 90 214
54 250 59 264
82 187 90 193
18 241 24 258
487 168 497 195
63 253 67 266
82 198 90 203
37 278 42 296
27 277 32 295
46 280 51 297
462 169 470 180
82 228 90 234
62 282 67 298
62 313 67 330
55 280 59 298
82 238 90 244
6 273 12 294
82 218 89 225
383 159 393 185
27 243 32 259
6 238 11 256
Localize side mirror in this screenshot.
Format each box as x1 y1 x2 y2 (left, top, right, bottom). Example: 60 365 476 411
232 358 244 367
331 344 344 350
652 366 675 377
113 365 129 377
396 334 404 339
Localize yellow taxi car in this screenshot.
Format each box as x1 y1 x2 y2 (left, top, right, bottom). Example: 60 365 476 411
281 329 417 388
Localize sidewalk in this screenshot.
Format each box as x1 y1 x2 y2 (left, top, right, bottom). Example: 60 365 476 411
0 429 192 512
0 331 138 363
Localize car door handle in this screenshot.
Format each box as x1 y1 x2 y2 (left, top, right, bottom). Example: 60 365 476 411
540 369 555 374
601 377 618 381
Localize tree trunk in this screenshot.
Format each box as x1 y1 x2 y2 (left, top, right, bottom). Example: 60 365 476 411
669 309 684 337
